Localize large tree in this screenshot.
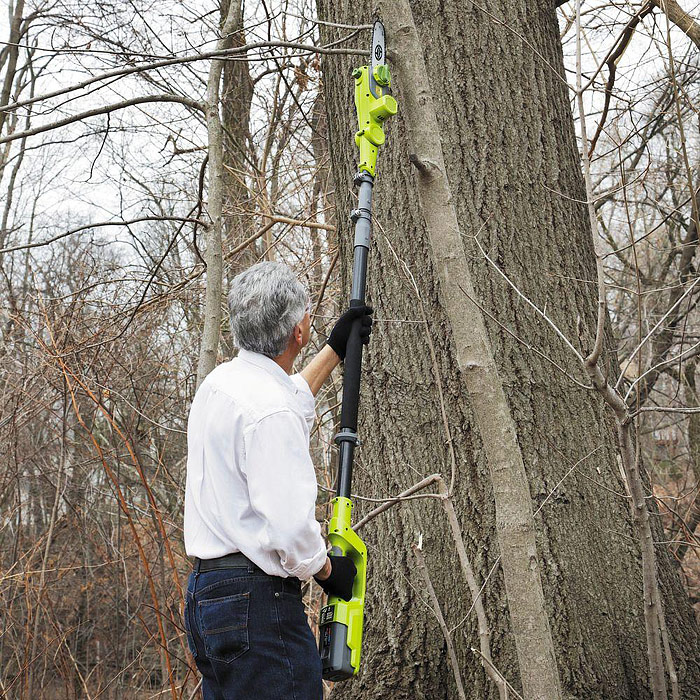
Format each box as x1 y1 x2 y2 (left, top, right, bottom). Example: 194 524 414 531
316 0 700 698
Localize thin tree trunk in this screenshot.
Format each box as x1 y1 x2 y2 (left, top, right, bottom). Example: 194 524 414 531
618 419 669 700
220 0 254 359
27 383 67 698
0 0 25 139
678 362 700 560
196 2 243 386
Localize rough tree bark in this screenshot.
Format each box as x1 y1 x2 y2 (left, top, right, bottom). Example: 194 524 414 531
218 0 254 359
316 0 700 697
221 0 255 272
378 2 561 697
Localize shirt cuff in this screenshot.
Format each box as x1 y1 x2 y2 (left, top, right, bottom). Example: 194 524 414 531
285 542 328 581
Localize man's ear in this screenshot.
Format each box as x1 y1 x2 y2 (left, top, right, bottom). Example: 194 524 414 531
293 323 303 344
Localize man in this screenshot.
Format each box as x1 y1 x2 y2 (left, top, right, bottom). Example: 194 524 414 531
183 261 373 699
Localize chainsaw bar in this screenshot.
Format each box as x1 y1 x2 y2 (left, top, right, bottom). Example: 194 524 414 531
369 20 386 99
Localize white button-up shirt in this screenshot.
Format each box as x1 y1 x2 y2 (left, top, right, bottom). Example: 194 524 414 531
184 349 327 580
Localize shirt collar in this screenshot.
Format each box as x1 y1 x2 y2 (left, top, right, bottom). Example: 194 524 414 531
237 349 299 393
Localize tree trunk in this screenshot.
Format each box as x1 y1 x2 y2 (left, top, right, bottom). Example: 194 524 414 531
316 1 700 698
679 362 700 561
0 0 25 140
220 0 255 304
196 0 248 384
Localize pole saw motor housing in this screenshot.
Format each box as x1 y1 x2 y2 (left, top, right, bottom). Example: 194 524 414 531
352 64 397 177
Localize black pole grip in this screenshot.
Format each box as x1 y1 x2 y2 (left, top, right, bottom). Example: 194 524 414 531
339 301 364 432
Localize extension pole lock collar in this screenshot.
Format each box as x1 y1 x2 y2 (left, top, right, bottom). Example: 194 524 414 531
334 428 360 447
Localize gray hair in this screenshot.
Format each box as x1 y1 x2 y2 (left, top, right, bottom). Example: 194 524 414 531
228 261 309 358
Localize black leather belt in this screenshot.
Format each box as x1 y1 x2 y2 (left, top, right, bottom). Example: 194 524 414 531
193 552 258 573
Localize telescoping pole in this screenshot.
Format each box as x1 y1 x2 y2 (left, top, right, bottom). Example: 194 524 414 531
318 20 397 682
335 169 374 498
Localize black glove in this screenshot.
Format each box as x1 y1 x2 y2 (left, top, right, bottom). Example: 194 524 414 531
314 555 357 601
326 305 374 360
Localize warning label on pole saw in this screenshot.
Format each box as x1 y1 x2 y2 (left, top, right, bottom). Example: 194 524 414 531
319 605 335 625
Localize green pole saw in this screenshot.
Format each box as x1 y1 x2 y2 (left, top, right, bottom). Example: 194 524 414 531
318 19 397 682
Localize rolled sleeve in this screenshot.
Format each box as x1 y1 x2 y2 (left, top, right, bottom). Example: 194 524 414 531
290 373 316 428
243 409 326 579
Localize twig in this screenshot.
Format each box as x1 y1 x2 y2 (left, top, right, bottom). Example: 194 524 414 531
382 234 462 491
618 277 700 392
436 477 508 699
471 235 585 363
457 282 593 390
353 474 441 531
412 540 467 700
187 679 203 700
311 249 339 321
472 648 524 700
261 213 336 231
634 406 700 416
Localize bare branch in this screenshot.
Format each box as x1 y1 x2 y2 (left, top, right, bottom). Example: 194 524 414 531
652 0 700 49
1 41 367 117
0 94 204 145
0 216 205 255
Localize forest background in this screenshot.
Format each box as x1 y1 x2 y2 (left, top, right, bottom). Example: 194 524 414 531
1 0 699 698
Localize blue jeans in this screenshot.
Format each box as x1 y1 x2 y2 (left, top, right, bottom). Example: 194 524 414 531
184 563 323 700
